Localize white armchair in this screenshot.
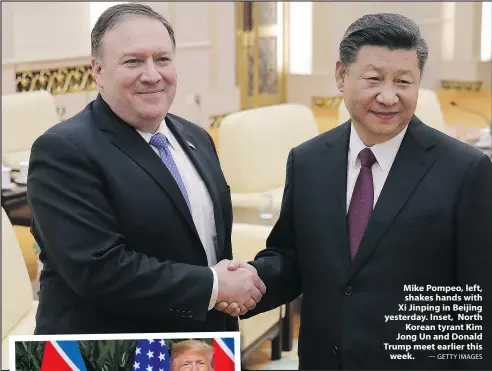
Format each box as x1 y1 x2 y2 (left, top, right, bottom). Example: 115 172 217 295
218 104 319 224
2 208 38 369
232 223 284 362
338 88 446 132
2 91 59 169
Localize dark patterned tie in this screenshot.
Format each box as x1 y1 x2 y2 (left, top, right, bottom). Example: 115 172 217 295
347 148 377 261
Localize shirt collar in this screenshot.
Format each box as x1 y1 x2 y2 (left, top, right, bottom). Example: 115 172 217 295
136 120 175 149
349 123 408 172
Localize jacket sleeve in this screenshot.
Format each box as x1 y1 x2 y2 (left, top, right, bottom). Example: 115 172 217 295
28 131 214 321
242 149 303 318
455 154 492 370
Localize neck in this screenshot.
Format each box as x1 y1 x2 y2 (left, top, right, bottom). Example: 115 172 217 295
137 121 162 134
352 121 407 146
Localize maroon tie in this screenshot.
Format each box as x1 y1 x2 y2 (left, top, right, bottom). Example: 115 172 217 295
347 148 377 261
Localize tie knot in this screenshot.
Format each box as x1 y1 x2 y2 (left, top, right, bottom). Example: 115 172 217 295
359 148 376 168
149 132 169 152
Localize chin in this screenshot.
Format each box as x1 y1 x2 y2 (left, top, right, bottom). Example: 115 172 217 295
141 100 169 113
369 121 406 138
140 110 166 121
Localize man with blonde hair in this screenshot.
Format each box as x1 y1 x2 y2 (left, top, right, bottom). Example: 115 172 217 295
171 340 214 371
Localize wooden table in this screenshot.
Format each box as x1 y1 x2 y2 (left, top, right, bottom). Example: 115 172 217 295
1 183 30 227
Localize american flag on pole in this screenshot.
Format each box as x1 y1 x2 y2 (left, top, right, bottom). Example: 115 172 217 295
212 338 235 371
132 339 170 371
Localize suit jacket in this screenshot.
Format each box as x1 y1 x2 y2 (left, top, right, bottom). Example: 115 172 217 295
245 117 492 370
27 94 238 334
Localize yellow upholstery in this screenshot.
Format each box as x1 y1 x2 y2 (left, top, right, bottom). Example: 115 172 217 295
218 104 319 222
2 91 59 169
232 223 283 350
2 208 38 369
338 88 446 132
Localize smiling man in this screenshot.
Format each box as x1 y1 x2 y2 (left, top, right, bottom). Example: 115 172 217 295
220 13 492 370
27 3 265 335
170 340 215 371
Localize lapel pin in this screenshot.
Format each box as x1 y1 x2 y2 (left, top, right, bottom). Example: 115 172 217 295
187 141 196 150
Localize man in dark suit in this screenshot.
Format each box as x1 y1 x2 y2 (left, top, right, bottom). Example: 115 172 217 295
220 13 492 370
27 3 265 335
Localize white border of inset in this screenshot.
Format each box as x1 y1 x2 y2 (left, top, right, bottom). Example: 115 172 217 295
9 331 241 371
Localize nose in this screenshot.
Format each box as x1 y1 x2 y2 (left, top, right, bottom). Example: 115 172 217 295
376 84 399 106
140 59 162 84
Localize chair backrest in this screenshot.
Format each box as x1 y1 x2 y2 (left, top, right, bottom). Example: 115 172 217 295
2 91 59 168
1 208 34 340
231 223 272 261
337 88 446 131
218 104 319 193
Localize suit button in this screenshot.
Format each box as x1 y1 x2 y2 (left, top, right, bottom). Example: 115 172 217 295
345 286 353 296
332 346 338 355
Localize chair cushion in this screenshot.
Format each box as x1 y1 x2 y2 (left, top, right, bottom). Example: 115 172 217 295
231 187 284 210
1 302 38 370
240 309 282 349
2 91 59 169
218 104 319 193
1 208 35 339
231 223 283 349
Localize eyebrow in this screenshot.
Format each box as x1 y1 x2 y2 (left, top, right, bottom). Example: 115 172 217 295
365 65 414 76
120 51 171 60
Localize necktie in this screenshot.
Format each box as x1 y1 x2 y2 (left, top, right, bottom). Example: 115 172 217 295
150 132 192 212
347 148 377 261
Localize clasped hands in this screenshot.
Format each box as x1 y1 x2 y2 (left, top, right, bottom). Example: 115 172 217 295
212 259 265 317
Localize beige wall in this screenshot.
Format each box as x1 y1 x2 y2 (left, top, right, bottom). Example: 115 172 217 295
2 2 488 120
478 61 492 89
287 2 487 106
2 2 91 62
1 2 239 127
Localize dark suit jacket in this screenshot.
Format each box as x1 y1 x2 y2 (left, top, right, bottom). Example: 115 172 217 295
27 94 238 334
244 117 492 370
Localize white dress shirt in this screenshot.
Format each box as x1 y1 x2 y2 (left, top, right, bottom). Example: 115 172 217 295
346 124 408 211
136 122 219 310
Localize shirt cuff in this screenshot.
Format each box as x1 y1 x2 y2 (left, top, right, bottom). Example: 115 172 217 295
208 267 219 310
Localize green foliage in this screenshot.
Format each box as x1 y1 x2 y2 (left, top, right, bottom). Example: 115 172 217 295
15 341 45 371
33 241 41 254
79 340 137 371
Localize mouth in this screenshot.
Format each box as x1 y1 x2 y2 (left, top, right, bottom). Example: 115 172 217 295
137 90 164 95
371 111 398 119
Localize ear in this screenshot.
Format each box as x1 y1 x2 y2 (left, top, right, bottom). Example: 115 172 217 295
91 57 103 88
335 60 346 92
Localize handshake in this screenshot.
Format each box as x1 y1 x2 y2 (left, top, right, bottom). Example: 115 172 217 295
212 259 266 317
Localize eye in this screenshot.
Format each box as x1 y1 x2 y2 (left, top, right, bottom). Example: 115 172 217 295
125 59 141 65
155 57 171 65
397 79 411 84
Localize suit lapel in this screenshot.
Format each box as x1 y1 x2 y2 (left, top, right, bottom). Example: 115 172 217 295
347 117 438 280
92 95 201 242
320 123 352 276
166 116 225 258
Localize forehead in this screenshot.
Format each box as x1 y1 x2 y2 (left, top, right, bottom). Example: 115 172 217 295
101 16 173 57
177 350 208 362
353 45 419 73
